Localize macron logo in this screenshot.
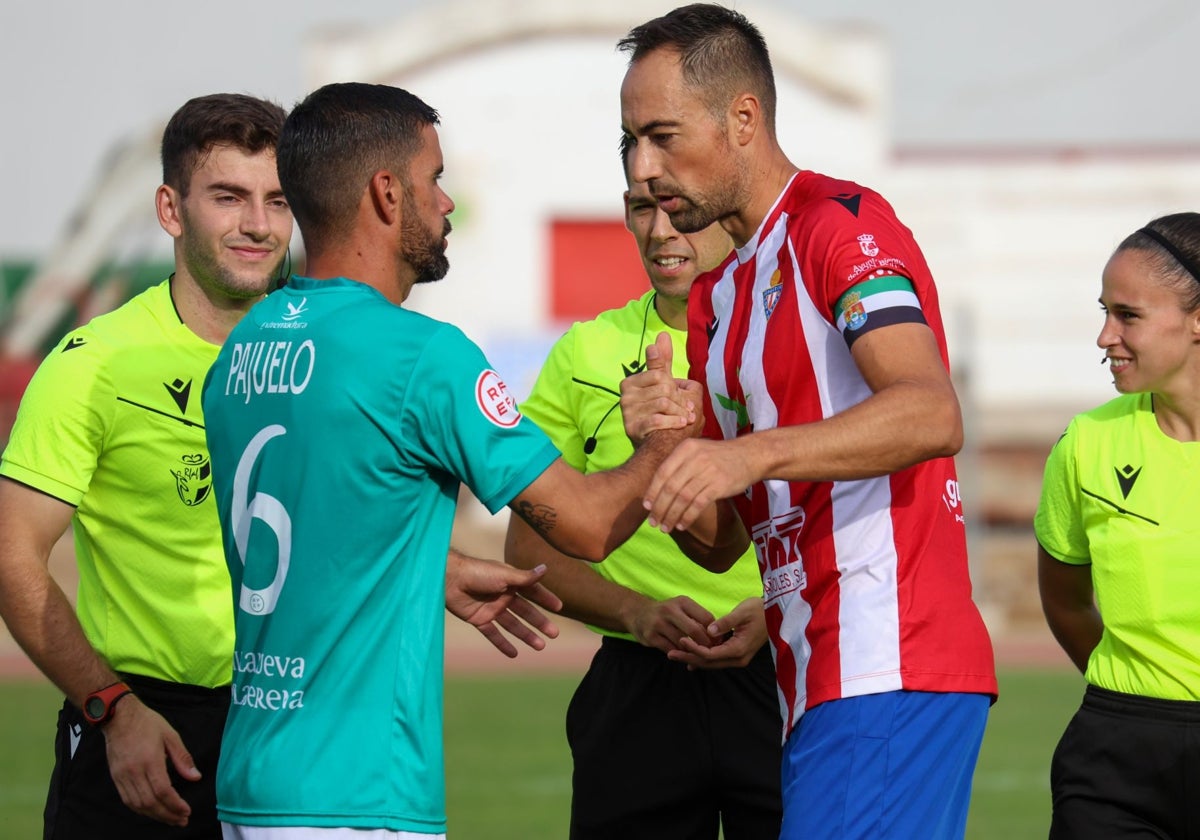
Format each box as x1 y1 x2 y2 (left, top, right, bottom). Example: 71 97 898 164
69 723 82 758
1115 464 1142 499
282 298 309 321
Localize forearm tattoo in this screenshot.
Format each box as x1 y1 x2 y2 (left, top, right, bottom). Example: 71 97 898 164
514 501 558 540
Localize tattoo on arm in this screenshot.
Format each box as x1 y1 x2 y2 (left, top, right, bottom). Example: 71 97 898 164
514 501 558 540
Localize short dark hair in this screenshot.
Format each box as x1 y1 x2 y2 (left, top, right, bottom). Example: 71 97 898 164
161 94 286 196
618 3 777 131
276 83 440 254
1117 212 1200 311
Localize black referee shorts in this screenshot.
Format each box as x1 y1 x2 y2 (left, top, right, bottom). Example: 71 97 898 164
566 636 782 840
1050 683 1200 839
43 673 230 840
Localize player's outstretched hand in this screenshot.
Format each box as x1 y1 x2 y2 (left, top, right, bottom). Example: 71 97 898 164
445 551 563 658
644 436 755 533
102 696 198 826
628 595 715 655
668 596 768 670
620 331 699 446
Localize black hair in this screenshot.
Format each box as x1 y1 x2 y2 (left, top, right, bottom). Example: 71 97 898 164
617 3 776 131
276 83 439 254
1118 212 1200 311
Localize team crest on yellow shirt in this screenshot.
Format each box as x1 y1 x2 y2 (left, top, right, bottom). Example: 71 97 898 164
171 453 212 506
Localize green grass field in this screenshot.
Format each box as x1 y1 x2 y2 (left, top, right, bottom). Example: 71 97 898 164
0 668 1083 838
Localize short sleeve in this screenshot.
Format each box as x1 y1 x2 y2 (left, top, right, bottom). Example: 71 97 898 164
806 195 927 347
520 328 587 471
0 330 108 504
1033 422 1090 565
401 324 560 514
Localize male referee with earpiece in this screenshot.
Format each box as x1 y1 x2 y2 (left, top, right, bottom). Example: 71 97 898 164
504 148 781 840
0 93 291 838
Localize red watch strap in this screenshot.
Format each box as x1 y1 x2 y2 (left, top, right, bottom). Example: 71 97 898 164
83 681 132 726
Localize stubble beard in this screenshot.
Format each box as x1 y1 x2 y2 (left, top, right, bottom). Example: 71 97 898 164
179 223 280 303
659 158 748 235
402 196 451 286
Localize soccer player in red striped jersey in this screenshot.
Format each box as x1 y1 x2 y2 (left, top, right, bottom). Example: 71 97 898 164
617 5 997 838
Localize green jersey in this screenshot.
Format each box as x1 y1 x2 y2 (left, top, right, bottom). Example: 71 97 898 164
1035 392 1200 700
0 279 233 687
203 276 560 832
522 291 763 639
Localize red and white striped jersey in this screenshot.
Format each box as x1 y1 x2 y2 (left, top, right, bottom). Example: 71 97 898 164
687 171 997 738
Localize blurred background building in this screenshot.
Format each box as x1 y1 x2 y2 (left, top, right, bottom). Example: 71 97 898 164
2 0 1199 635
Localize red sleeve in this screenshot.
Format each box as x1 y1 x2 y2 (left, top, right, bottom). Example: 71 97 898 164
797 188 927 322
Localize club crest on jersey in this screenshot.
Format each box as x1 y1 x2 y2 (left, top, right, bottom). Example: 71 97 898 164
171 453 212 507
762 270 783 320
857 233 879 257
842 291 868 331
476 370 521 428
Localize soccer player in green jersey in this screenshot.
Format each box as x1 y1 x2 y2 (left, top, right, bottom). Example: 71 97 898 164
505 158 782 838
201 82 698 839
1036 212 1200 838
0 92 559 839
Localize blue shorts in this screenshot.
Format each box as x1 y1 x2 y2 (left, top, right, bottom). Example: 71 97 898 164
780 690 989 840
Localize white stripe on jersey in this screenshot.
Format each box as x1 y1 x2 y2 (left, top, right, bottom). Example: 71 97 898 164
782 231 904 699
708 261 738 443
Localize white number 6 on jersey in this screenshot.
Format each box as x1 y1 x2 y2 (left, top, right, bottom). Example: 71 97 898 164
232 424 291 616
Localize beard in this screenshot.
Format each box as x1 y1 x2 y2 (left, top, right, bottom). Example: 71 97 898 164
655 149 749 234
401 192 451 286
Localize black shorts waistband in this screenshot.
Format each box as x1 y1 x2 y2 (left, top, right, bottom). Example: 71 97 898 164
1084 683 1200 723
119 672 229 701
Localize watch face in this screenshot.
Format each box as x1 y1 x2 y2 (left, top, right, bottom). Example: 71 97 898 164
85 695 106 721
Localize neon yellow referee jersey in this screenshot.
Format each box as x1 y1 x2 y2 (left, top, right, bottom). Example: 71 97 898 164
1035 392 1200 700
522 290 763 639
1 279 234 687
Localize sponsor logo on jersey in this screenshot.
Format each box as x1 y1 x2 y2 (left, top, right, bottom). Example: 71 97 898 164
762 269 783 320
942 478 966 524
846 257 908 285
261 297 311 329
476 370 520 428
1114 464 1142 499
163 377 192 413
282 297 309 322
841 291 868 331
829 192 862 217
61 336 87 353
857 233 879 257
752 504 808 606
171 452 212 506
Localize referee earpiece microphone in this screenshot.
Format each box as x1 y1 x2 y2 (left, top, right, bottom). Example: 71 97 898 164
579 293 657 456
583 402 622 454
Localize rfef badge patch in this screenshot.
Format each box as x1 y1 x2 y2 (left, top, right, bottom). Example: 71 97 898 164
476 370 520 428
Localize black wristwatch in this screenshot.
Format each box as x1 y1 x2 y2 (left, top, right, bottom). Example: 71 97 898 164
82 681 132 727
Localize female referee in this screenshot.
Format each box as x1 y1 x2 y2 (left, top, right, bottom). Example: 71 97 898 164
1035 212 1200 839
